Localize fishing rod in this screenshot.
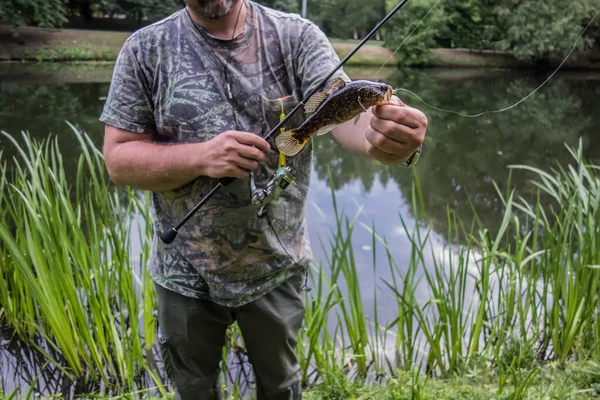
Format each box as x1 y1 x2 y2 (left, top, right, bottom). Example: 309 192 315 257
159 0 411 244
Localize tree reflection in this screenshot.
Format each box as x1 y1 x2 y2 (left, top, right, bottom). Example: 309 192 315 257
0 82 108 181
0 82 107 142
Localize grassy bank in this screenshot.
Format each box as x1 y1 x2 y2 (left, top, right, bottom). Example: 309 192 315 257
2 127 600 399
4 361 600 399
4 24 600 69
0 25 392 65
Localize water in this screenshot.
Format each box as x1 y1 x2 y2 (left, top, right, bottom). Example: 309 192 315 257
2 62 600 396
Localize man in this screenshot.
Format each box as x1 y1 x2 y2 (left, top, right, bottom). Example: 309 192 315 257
100 0 427 398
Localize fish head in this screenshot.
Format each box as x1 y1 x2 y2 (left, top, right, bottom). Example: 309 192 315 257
360 82 393 106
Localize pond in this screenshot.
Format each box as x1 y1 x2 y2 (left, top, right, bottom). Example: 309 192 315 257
1 62 600 396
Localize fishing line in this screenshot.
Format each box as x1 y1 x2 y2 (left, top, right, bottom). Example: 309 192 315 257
390 8 600 118
265 212 311 291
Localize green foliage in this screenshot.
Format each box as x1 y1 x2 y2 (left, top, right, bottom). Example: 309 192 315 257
0 126 160 394
253 0 299 14
306 0 386 39
494 0 598 61
441 0 499 49
110 0 183 24
4 121 600 397
22 46 115 61
1 0 598 65
381 0 599 64
0 0 68 28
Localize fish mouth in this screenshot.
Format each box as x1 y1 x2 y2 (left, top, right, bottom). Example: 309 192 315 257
382 87 393 103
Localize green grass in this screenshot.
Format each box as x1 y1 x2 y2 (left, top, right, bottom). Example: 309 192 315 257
22 46 117 61
2 128 600 399
0 126 161 394
303 360 600 399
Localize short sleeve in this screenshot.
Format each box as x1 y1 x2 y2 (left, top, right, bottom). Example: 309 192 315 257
99 37 156 134
294 22 350 99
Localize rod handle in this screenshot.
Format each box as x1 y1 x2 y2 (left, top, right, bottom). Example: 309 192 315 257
159 228 178 244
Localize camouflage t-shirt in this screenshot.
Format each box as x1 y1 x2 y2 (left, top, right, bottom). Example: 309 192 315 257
100 1 349 307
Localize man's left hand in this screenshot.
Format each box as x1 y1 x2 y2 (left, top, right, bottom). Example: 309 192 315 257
365 95 427 165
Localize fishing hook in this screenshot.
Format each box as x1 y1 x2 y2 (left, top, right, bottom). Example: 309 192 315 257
159 0 411 244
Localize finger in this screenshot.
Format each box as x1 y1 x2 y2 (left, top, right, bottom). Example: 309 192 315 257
221 163 252 180
233 154 260 171
365 128 408 155
369 118 416 143
365 144 401 165
237 145 267 162
230 166 251 180
373 105 423 129
389 95 405 106
232 131 271 152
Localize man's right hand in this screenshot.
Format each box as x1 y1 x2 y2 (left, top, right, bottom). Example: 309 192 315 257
202 131 271 180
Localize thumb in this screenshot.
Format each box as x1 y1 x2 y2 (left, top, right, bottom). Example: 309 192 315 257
390 95 406 107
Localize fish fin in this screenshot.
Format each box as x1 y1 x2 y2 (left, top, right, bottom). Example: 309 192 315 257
304 92 329 115
357 94 368 112
315 125 335 136
275 130 306 156
353 114 361 125
327 77 347 93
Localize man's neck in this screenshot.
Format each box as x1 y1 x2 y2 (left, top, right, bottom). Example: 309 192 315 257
187 1 247 40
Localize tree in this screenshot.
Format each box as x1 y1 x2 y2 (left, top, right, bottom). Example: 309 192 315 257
494 0 598 62
307 0 386 39
381 0 448 65
441 0 498 50
113 0 182 24
254 0 299 13
0 0 68 28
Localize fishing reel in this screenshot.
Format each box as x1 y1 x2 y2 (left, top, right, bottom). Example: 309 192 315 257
249 166 296 217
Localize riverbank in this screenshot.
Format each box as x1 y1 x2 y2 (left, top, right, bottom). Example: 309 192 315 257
0 25 392 65
2 25 600 69
304 360 600 399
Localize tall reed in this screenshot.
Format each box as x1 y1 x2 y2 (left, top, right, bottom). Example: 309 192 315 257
0 126 160 394
298 140 600 388
2 126 600 398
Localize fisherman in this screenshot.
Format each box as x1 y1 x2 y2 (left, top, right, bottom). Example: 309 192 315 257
100 0 427 399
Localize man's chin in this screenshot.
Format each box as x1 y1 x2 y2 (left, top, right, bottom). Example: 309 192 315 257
204 12 231 19
188 0 238 20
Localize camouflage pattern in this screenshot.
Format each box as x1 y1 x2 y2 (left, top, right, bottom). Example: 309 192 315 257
100 1 349 306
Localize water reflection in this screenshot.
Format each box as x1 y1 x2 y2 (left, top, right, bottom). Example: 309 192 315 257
2 64 600 396
314 68 600 238
2 65 600 241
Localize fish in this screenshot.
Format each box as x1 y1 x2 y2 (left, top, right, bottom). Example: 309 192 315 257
275 78 393 156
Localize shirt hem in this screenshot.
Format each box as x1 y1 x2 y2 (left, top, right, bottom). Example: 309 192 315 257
149 266 306 308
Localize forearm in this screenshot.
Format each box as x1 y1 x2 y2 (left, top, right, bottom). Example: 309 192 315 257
330 108 373 157
105 140 206 191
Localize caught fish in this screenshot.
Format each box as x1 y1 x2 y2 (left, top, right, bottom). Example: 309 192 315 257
275 78 393 156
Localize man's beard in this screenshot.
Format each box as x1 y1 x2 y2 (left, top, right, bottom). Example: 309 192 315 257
188 0 239 19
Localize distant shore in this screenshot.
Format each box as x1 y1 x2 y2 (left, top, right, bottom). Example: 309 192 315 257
2 25 600 69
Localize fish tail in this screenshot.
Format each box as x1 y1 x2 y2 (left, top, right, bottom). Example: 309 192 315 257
275 129 307 156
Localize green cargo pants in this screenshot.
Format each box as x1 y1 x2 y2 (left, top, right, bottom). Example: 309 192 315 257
155 272 306 400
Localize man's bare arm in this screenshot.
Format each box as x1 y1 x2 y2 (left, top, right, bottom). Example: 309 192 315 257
103 125 271 191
